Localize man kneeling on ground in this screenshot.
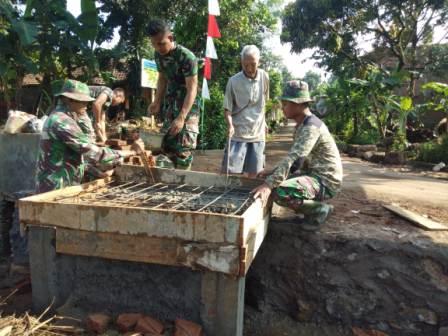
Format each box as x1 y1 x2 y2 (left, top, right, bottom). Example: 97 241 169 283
252 80 343 231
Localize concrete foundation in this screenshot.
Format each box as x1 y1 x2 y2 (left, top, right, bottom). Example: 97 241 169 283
28 226 245 336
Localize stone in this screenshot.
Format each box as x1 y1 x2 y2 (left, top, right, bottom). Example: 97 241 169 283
370 152 386 163
352 327 389 336
86 313 111 334
439 326 448 336
135 315 164 335
347 144 378 156
116 313 143 332
362 151 374 160
174 319 203 336
384 151 406 165
295 299 314 321
415 308 438 325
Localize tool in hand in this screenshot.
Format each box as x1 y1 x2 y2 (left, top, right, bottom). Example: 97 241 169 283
132 140 155 184
225 136 231 189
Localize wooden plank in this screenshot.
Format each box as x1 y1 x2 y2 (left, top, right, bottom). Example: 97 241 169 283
56 229 178 265
240 211 270 276
19 202 242 244
55 229 241 275
18 177 112 203
239 198 270 275
384 204 448 231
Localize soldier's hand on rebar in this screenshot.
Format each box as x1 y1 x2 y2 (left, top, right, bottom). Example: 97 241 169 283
169 116 185 135
252 183 272 206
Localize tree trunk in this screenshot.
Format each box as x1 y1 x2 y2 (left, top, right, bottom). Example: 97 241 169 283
371 95 385 140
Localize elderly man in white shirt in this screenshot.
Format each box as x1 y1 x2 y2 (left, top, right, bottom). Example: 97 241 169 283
222 45 270 178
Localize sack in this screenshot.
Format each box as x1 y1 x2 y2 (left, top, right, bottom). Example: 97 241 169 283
4 110 36 134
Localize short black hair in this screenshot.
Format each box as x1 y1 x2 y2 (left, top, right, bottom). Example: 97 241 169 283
147 19 170 36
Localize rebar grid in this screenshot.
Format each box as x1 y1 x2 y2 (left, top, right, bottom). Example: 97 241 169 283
57 180 254 215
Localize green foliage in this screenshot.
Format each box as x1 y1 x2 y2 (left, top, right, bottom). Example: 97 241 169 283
282 0 448 76
417 136 448 163
201 84 227 150
267 69 282 100
348 129 380 145
303 70 321 92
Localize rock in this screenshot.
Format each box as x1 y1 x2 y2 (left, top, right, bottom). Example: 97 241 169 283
116 313 142 332
174 319 203 336
384 151 406 165
439 326 448 336
296 299 314 321
352 327 389 336
362 151 375 160
370 152 386 163
415 308 438 325
86 313 111 334
347 144 378 157
135 315 164 335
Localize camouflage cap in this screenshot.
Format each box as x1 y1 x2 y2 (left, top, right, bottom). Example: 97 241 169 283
280 80 314 104
55 79 94 102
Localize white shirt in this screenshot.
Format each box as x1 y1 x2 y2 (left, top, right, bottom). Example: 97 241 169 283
223 69 269 142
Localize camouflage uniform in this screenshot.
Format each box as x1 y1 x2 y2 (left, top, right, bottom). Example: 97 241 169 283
89 86 113 109
155 44 201 169
265 81 343 230
36 80 123 193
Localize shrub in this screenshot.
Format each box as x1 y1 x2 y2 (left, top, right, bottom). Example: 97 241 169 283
417 136 448 163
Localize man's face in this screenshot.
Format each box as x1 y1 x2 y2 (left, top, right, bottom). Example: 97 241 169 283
112 91 125 106
150 32 174 55
66 99 88 116
241 55 259 79
281 100 303 119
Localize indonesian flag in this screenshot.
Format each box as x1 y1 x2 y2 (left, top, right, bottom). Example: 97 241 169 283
204 57 212 80
203 0 220 99
208 0 220 16
205 36 218 59
207 15 221 38
202 79 210 100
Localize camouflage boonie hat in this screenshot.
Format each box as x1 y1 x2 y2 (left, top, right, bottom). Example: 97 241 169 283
280 80 314 104
55 79 95 102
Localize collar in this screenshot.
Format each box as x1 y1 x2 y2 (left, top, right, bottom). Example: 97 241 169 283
242 70 260 81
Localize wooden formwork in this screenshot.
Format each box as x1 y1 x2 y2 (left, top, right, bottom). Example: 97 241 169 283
19 165 270 277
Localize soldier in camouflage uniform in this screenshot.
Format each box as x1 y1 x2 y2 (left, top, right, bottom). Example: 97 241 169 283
89 86 126 143
147 19 201 170
36 80 134 193
253 80 343 231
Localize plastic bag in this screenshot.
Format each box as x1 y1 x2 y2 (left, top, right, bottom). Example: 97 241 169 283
4 110 36 134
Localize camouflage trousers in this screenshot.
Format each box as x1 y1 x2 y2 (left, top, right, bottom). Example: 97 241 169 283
159 126 198 170
272 175 335 212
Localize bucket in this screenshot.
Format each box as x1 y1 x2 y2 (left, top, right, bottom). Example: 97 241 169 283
140 129 165 150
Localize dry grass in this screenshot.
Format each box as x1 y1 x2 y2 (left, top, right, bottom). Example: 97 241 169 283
0 291 83 336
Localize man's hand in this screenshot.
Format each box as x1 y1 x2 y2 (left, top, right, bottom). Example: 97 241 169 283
169 115 185 136
252 183 272 206
228 124 235 138
148 101 161 116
